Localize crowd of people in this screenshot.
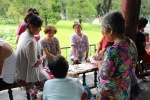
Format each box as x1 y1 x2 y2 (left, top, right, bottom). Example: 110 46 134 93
0 7 150 100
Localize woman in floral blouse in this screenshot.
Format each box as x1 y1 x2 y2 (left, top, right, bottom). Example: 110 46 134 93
70 23 89 64
97 11 138 100
40 25 61 66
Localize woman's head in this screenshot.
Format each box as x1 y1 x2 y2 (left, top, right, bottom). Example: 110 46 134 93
73 23 82 34
101 11 125 42
144 32 149 42
44 25 57 38
48 55 69 78
26 7 39 16
138 17 148 33
24 12 43 35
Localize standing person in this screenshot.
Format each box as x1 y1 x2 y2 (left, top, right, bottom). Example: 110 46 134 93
43 55 88 100
96 11 138 100
40 25 61 66
0 39 16 90
16 8 40 44
93 35 113 61
70 23 89 64
136 17 150 64
16 12 46 83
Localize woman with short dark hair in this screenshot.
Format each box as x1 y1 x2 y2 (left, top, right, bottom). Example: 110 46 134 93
40 25 61 66
97 11 138 100
43 55 88 100
16 12 46 83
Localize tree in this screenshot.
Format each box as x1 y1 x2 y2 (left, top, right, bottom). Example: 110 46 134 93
61 0 67 20
66 0 97 24
140 0 150 18
0 0 11 23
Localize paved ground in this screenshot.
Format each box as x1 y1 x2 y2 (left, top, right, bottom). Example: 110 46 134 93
0 73 150 100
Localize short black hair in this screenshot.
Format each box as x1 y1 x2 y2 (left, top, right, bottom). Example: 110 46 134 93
138 17 148 29
48 56 69 78
24 12 43 28
102 11 125 34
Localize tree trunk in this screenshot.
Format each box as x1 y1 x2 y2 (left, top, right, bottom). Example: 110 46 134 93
45 15 47 26
121 0 141 42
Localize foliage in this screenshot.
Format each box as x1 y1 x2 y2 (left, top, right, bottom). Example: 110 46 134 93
66 0 97 23
140 0 150 18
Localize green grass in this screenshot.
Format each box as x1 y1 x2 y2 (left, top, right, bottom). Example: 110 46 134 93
0 20 102 48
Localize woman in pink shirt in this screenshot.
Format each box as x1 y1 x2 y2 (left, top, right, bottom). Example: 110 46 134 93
16 8 40 44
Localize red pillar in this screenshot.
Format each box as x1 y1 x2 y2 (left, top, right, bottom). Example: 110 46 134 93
121 0 141 42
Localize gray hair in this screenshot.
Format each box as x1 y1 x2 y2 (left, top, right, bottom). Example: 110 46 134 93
101 11 125 34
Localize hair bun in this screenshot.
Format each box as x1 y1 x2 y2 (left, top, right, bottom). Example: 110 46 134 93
24 12 34 23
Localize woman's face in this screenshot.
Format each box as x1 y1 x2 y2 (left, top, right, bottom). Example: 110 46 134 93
46 30 55 39
30 25 41 35
74 25 82 34
101 27 114 42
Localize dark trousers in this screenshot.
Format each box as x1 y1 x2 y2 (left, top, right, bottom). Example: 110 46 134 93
0 78 11 91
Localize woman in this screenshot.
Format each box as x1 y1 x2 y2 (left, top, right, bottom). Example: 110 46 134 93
40 25 61 66
70 23 89 64
0 39 16 90
97 11 137 99
16 12 46 83
43 55 88 100
16 8 40 44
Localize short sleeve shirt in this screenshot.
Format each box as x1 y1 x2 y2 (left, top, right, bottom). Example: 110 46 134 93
40 37 59 65
70 33 89 62
43 77 84 100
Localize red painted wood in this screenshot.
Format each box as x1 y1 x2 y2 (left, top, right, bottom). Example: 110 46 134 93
121 0 141 42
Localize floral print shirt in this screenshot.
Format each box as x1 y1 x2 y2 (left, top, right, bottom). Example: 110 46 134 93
99 37 137 100
40 37 59 66
70 33 89 63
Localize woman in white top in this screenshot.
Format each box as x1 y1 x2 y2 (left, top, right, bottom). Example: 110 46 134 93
16 12 46 83
0 39 16 90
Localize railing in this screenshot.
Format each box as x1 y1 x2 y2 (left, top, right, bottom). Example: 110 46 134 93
61 44 97 60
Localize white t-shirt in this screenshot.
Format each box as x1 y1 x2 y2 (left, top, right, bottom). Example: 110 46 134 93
43 77 84 100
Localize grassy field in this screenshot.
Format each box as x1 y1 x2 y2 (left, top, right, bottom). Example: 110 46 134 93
0 20 102 47
0 20 102 59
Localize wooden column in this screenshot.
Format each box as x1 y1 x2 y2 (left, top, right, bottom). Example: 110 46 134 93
121 0 141 42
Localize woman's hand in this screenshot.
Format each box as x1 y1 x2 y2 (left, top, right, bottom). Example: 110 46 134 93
96 60 102 71
93 52 99 60
73 57 79 64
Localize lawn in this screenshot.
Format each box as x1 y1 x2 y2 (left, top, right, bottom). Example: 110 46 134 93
0 20 102 58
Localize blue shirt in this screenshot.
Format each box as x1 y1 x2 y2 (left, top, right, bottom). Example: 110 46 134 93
43 77 84 100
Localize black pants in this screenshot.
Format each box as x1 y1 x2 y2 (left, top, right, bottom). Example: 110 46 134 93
0 78 11 91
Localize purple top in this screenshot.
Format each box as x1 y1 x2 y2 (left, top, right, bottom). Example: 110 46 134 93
16 22 40 41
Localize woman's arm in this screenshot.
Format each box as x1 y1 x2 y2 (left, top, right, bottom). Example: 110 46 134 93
0 46 4 75
81 90 88 100
43 49 55 58
15 35 20 44
57 45 61 55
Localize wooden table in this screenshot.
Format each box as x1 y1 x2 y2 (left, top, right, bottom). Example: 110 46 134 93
68 63 98 88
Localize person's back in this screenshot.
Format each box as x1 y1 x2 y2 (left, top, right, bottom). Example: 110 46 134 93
43 77 84 100
0 39 16 90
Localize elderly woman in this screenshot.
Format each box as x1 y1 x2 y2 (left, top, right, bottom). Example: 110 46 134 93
16 12 46 83
43 55 88 100
70 23 89 64
97 11 138 99
40 25 61 66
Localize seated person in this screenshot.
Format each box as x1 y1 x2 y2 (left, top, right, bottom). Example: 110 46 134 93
70 23 89 64
0 39 16 90
40 25 61 66
43 55 88 100
136 17 150 64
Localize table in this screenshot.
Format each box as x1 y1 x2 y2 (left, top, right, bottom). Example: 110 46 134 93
68 63 98 88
